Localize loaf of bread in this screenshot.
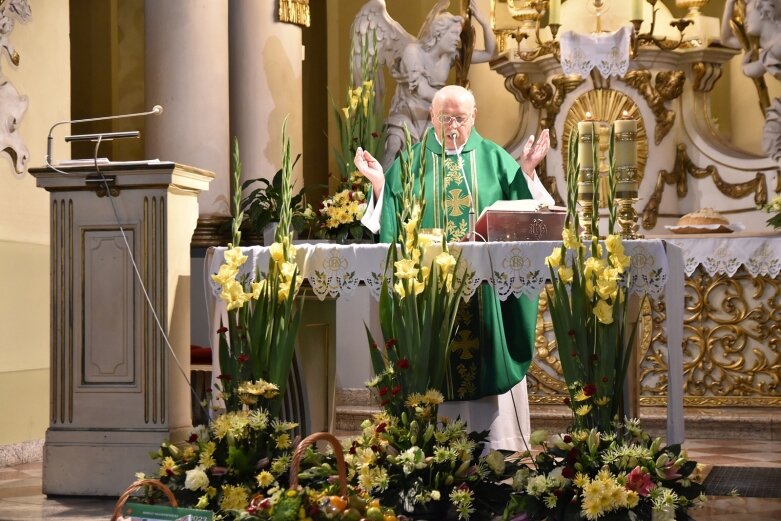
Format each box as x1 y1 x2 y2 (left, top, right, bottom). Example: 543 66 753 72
677 208 729 227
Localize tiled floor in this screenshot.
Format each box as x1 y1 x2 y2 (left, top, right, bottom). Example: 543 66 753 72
0 439 779 520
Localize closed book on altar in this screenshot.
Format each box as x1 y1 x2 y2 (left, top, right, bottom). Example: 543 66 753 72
474 200 566 242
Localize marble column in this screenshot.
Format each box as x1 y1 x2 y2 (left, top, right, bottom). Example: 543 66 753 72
229 1 304 191
145 1 230 217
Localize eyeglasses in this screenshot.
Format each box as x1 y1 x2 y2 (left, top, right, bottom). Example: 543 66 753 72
436 113 471 125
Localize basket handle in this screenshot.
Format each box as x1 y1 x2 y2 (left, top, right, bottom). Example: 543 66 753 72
111 478 179 521
289 432 347 497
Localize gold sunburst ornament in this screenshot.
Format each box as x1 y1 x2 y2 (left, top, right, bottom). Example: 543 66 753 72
562 89 648 209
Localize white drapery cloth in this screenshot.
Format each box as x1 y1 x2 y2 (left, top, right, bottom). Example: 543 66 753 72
560 25 632 78
206 240 682 447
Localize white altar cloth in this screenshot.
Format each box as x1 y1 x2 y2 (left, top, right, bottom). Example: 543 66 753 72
206 240 684 445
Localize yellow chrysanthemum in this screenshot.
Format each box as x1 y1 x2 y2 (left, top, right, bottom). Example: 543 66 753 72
576 404 592 416
219 484 249 511
256 470 275 488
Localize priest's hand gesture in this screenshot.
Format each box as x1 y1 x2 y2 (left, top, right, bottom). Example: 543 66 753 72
520 129 550 179
354 147 384 200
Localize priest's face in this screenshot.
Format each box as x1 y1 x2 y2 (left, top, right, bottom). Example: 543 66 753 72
430 90 476 150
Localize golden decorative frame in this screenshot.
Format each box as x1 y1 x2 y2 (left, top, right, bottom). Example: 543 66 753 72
278 0 310 28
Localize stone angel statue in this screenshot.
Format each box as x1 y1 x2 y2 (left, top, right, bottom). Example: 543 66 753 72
352 0 496 168
721 0 781 162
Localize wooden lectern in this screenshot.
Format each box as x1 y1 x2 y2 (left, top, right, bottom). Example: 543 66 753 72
29 161 213 496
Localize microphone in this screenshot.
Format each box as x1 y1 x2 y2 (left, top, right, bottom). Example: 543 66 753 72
46 105 164 166
450 131 476 242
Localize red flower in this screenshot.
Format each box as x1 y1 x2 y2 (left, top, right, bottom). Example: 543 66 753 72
217 374 232 381
385 339 398 349
563 397 571 405
391 385 402 395
216 326 228 334
563 434 572 443
626 466 656 496
379 387 388 396
371 132 379 138
396 358 410 369
237 354 250 363
375 422 387 433
567 329 576 338
370 342 378 350
562 467 575 479
188 433 198 443
583 383 597 396
602 376 609 383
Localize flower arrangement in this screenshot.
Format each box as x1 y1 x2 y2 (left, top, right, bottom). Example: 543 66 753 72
139 382 300 517
343 397 519 520
760 194 781 229
316 186 368 243
543 129 640 431
503 419 705 521
367 127 466 405
502 129 705 521
210 123 303 416
315 33 384 242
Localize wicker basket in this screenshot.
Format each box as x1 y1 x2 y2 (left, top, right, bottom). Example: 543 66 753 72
289 431 347 495
111 478 179 521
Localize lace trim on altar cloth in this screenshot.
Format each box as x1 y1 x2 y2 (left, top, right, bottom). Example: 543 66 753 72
667 236 781 277
207 240 669 302
560 26 632 78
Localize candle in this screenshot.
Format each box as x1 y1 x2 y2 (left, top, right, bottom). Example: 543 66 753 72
548 0 561 25
614 112 637 171
578 114 596 173
631 0 644 21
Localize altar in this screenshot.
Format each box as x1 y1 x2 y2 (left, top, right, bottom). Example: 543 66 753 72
207 239 686 444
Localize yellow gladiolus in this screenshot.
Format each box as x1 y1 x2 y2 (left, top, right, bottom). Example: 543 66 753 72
545 247 562 268
413 279 425 296
250 280 266 299
224 245 248 268
269 242 284 263
211 263 239 287
279 261 297 282
594 299 614 324
583 257 605 278
596 278 618 300
394 258 419 279
394 279 406 299
605 234 623 255
611 251 631 271
435 251 457 276
277 281 291 302
558 266 574 284
562 228 579 250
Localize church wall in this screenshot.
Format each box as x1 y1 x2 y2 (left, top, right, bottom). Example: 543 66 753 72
0 0 69 447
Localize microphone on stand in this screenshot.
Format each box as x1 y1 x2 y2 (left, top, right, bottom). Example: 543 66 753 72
46 105 164 167
450 131 476 242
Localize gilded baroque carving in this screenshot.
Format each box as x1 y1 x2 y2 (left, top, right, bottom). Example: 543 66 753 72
641 268 781 407
620 69 685 145
691 62 724 93
278 0 310 27
642 144 768 229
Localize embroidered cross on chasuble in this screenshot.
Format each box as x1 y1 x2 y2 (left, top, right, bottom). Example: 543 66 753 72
379 128 540 401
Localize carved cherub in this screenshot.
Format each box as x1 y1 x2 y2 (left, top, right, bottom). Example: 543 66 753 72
351 0 496 168
0 0 30 174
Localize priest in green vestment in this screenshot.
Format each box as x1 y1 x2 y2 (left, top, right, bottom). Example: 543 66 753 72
355 85 554 449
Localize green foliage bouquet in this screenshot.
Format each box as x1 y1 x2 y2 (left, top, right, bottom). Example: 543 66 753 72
503 420 705 521
210 122 303 416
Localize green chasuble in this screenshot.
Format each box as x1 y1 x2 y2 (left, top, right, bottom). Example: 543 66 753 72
379 127 540 400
